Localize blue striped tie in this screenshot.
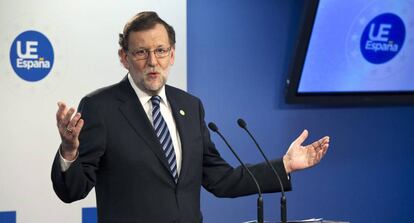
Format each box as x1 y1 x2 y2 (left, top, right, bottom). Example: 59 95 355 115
151 95 178 183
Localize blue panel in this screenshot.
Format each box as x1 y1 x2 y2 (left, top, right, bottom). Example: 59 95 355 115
188 0 414 222
82 207 97 223
0 211 16 223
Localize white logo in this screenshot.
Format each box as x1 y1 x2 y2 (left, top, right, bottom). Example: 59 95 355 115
365 23 398 53
14 40 51 70
16 41 39 59
368 24 391 42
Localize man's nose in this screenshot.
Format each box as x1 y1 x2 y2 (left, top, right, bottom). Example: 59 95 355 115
147 51 157 67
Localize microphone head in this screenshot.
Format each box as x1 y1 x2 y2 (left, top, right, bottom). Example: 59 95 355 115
208 122 219 132
237 118 247 129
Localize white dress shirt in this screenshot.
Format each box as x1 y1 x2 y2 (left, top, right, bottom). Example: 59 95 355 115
60 74 182 176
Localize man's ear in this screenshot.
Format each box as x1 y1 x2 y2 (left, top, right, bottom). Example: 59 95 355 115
118 49 129 69
169 47 175 66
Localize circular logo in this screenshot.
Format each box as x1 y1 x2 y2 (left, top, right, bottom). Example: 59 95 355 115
9 30 54 82
360 13 405 64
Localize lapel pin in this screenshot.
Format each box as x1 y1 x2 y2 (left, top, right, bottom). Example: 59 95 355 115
179 109 185 116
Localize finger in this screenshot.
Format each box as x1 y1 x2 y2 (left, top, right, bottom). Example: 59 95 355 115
315 144 328 162
316 136 329 149
321 136 330 145
310 142 329 167
56 102 68 124
67 112 81 130
316 151 324 164
62 107 76 127
73 119 84 137
293 129 308 145
310 138 325 153
322 143 329 156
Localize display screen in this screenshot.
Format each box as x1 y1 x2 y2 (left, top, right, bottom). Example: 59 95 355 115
286 0 414 104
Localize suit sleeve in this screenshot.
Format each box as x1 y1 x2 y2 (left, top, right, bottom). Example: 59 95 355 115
199 100 292 197
51 96 106 203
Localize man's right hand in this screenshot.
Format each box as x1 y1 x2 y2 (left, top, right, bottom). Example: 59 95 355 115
56 101 84 161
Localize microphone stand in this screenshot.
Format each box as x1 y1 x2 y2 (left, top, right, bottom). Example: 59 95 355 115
237 119 287 223
208 122 264 223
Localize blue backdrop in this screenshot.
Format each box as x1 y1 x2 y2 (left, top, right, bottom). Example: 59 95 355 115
188 0 414 222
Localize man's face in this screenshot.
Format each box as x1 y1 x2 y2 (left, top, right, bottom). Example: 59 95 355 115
119 23 175 95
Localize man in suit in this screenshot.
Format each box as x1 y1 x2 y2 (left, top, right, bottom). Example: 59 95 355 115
52 11 329 223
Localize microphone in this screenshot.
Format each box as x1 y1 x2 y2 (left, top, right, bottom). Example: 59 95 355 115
237 118 287 223
208 122 264 223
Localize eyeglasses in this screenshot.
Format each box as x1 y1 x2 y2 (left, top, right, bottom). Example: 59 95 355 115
128 47 172 60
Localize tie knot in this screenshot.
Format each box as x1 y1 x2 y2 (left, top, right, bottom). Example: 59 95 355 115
151 95 161 106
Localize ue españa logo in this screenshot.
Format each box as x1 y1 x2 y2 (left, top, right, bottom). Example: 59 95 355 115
10 30 54 82
360 13 405 64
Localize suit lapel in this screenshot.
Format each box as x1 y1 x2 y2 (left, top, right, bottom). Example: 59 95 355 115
116 78 172 176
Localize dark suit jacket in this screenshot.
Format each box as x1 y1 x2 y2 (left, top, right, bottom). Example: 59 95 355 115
51 77 291 223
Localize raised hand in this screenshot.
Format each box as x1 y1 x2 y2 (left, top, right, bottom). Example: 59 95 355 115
56 101 84 161
283 130 329 174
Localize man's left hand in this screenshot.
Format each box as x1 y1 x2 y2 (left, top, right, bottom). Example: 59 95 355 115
283 130 329 174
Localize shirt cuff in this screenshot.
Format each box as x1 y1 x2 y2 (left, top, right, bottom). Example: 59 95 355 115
58 148 78 172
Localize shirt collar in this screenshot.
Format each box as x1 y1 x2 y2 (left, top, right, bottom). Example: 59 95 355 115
127 73 168 106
